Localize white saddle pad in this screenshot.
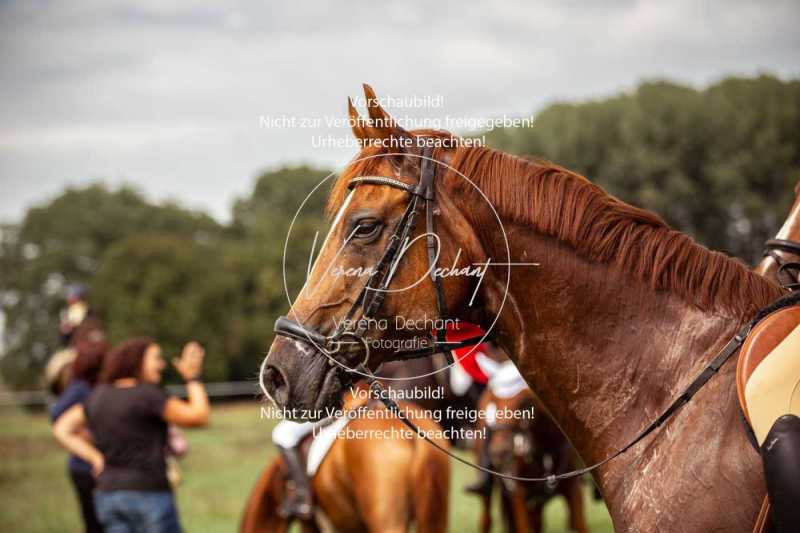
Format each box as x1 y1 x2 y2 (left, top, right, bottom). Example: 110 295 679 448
306 416 350 477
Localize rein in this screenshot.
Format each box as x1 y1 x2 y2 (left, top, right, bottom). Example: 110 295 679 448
363 289 800 484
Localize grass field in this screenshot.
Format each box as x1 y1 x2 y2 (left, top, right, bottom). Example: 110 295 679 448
0 402 613 532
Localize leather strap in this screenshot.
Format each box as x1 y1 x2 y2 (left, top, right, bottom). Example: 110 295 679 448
364 322 752 484
763 239 800 290
275 316 328 347
418 147 453 364
348 176 416 195
364 289 800 484
765 238 800 256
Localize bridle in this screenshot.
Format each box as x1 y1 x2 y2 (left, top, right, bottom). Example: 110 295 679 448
273 146 486 372
763 238 800 290
271 146 800 484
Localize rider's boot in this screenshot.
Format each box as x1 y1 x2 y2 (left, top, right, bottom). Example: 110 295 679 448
761 414 800 532
277 446 313 521
465 428 494 497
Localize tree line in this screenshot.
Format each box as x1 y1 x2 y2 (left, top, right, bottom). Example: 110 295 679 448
1 75 798 389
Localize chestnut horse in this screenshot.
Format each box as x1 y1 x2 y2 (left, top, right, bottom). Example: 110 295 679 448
241 397 450 533
476 388 587 533
262 85 785 532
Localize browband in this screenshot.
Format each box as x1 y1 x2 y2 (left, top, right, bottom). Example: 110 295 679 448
348 176 416 194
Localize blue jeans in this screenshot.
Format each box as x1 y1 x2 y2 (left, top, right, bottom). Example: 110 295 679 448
94 491 182 533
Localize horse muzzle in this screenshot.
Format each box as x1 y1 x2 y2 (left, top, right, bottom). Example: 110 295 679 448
261 334 349 421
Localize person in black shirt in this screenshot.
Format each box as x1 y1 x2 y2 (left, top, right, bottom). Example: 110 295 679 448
53 337 210 533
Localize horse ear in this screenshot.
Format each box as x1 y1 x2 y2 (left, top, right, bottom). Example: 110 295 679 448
348 97 368 141
349 84 418 173
362 83 411 143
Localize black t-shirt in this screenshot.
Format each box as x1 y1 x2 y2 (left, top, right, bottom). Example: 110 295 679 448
85 383 170 491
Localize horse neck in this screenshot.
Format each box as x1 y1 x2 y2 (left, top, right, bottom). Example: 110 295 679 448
240 459 290 533
470 222 760 520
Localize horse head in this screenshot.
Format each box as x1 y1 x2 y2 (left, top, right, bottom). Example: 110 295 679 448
261 84 488 420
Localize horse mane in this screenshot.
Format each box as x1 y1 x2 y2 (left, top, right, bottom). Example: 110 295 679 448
328 131 782 318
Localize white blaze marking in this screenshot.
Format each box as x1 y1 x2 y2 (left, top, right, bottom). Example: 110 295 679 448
295 191 354 303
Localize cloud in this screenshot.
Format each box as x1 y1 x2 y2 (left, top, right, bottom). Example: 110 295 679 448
1 0 798 222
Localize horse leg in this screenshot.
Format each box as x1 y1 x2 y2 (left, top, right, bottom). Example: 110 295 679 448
528 503 543 533
300 519 321 533
479 491 493 533
565 479 588 533
411 442 450 533
500 489 518 533
509 487 530 533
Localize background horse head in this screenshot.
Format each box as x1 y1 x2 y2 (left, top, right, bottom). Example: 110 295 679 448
241 397 450 533
477 387 587 533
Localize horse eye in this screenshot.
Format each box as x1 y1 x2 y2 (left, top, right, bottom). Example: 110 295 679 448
352 219 382 240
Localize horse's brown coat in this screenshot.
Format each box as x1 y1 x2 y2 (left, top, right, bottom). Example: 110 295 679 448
241 398 450 533
263 86 788 532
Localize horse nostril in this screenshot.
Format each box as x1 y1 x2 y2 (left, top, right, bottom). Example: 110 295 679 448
262 364 291 406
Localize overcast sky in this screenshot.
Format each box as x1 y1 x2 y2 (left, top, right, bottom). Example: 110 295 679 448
1 0 798 224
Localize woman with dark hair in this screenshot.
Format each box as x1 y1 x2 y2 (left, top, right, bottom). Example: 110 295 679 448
50 340 108 533
53 338 210 533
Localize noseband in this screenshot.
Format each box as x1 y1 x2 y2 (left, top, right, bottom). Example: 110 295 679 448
274 146 485 371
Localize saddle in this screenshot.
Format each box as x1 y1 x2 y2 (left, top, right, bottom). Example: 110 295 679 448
736 306 800 533
737 306 800 433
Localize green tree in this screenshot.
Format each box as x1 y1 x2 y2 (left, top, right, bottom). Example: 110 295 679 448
0 185 222 389
486 75 800 261
92 234 236 382
222 166 332 379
